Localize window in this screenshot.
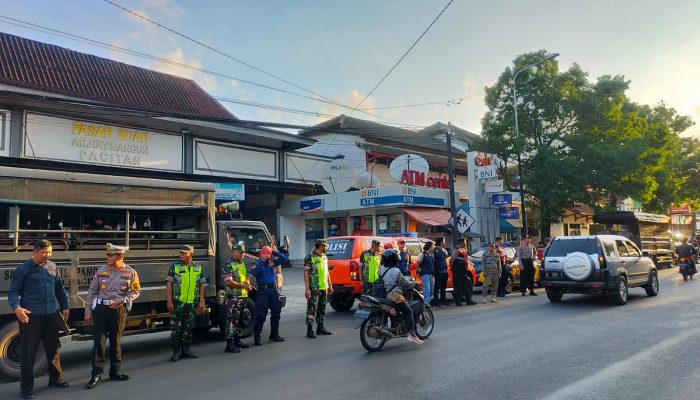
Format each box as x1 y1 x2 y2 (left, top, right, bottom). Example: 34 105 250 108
377 214 402 234
227 226 271 255
603 242 616 257
326 238 355 259
565 223 582 236
546 238 597 257
615 240 630 257
625 241 641 257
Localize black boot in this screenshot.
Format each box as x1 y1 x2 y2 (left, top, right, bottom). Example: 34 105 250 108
234 335 250 349
170 346 181 362
307 325 317 339
181 345 198 359
225 339 241 353
316 324 332 335
254 335 263 346
269 328 285 342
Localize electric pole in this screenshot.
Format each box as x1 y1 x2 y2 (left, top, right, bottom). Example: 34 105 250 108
446 123 458 249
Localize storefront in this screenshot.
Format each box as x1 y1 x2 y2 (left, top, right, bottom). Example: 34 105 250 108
280 186 456 260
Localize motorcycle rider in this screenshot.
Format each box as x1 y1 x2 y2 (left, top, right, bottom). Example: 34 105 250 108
676 237 698 276
378 249 423 345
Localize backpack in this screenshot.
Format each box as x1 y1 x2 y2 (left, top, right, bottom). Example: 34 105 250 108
369 267 399 298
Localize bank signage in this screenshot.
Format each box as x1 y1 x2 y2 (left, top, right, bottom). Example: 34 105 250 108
499 206 520 219
360 186 446 208
23 113 184 171
491 193 512 206
300 199 323 214
388 154 449 189
214 183 245 201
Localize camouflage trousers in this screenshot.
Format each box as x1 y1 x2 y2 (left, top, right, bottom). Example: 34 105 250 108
170 301 195 345
224 296 246 340
482 271 501 300
306 290 328 327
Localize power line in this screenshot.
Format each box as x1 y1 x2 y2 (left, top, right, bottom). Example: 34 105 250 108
357 93 483 111
350 0 455 115
101 0 413 127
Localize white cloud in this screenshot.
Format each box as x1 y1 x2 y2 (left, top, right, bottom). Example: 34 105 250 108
150 48 218 91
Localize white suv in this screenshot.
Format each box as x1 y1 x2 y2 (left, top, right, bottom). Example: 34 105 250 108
542 235 659 305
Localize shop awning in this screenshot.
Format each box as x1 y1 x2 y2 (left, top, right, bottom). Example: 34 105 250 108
404 208 452 227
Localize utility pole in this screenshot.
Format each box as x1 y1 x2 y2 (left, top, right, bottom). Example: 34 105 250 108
446 123 458 249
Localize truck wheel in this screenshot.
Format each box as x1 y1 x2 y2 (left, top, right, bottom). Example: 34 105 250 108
0 322 47 381
330 295 354 312
238 298 256 338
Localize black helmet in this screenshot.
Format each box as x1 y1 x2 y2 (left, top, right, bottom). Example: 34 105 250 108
381 249 400 268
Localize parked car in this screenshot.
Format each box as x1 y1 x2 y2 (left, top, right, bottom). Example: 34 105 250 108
472 246 540 292
326 236 397 311
542 235 659 305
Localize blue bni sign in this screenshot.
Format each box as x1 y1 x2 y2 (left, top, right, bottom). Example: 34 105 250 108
491 193 512 206
300 199 323 214
499 206 519 219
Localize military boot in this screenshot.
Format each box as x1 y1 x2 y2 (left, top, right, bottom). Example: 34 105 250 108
234 335 250 349
225 339 240 353
170 346 181 362
254 335 263 346
181 345 199 359
316 324 332 336
306 325 317 339
269 328 285 342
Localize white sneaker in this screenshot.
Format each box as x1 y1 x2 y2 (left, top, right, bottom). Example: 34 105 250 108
407 333 424 344
481 298 489 303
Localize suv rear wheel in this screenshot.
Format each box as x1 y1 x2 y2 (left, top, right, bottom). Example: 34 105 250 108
613 276 628 305
644 271 659 297
546 290 563 303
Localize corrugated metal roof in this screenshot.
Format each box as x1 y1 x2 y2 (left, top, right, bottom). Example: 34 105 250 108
0 32 235 120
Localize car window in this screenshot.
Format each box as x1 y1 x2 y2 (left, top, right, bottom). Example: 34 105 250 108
504 247 516 259
615 240 630 257
227 226 271 255
546 238 597 257
326 238 355 259
603 241 616 257
404 242 422 257
470 249 486 258
625 241 641 257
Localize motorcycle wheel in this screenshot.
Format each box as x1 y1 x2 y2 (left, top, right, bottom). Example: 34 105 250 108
360 313 387 352
415 307 434 340
683 272 689 281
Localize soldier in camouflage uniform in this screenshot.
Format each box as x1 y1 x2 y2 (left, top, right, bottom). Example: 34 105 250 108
166 245 206 362
304 240 333 339
481 243 502 303
360 240 382 294
222 244 253 353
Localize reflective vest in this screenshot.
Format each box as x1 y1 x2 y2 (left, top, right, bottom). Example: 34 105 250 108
172 263 202 304
308 253 328 291
363 251 380 283
227 260 248 298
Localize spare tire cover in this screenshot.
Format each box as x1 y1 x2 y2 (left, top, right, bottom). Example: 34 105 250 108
562 252 594 281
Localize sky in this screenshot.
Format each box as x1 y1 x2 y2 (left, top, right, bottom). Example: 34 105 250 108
1 0 699 137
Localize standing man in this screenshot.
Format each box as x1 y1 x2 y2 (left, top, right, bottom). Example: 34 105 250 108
166 245 206 362
433 237 449 307
222 244 252 353
9 240 70 399
304 240 333 339
416 242 435 306
250 246 287 346
495 237 509 297
481 243 502 303
451 238 477 306
360 240 382 294
516 236 538 296
85 243 141 389
397 239 412 277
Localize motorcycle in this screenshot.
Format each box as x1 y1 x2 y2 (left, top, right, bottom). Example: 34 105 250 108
353 288 434 352
679 256 696 281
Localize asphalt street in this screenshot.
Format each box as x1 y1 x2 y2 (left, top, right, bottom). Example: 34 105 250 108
3 267 700 400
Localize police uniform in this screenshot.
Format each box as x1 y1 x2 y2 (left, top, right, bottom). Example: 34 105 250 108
222 244 251 353
517 239 538 296
250 247 287 346
304 240 332 339
85 244 140 389
167 245 206 361
360 249 381 294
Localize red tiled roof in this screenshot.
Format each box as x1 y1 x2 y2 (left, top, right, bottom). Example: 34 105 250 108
0 32 236 120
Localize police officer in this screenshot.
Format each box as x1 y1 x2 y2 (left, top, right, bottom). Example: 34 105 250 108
85 243 141 389
397 239 412 277
360 240 382 294
251 246 287 346
516 235 538 296
433 237 449 307
450 238 476 306
304 240 333 339
9 239 70 399
166 245 206 362
495 237 509 297
222 244 252 353
481 243 502 303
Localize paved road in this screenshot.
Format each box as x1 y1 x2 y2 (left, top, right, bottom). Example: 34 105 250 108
3 267 700 400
